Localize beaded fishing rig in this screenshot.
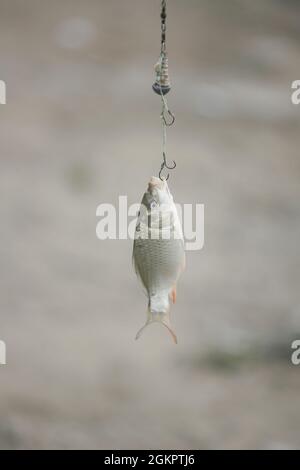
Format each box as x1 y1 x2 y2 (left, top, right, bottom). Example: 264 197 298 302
152 0 176 181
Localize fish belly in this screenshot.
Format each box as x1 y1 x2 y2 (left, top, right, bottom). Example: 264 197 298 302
133 238 184 295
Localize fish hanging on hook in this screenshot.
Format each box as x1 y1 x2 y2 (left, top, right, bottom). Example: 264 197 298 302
133 1 185 343
133 177 185 344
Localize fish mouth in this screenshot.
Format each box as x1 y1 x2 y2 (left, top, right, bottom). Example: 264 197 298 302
148 176 166 192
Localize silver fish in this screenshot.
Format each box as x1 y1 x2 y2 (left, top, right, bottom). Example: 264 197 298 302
133 177 185 344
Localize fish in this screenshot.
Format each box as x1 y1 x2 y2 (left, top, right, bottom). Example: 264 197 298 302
133 176 185 344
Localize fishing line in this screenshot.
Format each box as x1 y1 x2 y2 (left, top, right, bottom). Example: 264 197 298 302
152 0 176 181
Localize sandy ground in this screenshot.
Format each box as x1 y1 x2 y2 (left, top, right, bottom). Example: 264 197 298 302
0 0 300 449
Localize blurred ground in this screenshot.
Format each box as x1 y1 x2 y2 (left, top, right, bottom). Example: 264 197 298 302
0 0 300 449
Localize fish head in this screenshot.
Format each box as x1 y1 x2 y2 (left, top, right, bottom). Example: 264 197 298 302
141 176 173 212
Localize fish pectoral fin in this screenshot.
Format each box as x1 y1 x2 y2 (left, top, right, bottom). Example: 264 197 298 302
170 286 177 304
181 252 186 272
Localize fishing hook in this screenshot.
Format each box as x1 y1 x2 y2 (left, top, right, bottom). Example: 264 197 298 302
159 163 169 181
161 107 175 126
163 151 176 170
159 152 176 181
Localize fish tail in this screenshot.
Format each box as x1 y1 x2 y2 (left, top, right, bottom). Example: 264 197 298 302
135 308 178 344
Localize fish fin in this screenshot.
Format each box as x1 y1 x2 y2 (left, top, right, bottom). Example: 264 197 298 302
135 309 178 344
170 286 177 304
135 322 150 341
162 321 178 344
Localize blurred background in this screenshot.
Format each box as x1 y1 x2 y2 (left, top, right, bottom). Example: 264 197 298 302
0 0 300 450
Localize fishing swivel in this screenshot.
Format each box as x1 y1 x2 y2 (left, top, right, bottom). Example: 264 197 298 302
152 0 170 96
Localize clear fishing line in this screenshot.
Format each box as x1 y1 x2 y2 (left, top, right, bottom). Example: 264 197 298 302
152 0 176 181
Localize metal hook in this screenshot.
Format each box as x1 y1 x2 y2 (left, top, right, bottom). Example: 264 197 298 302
159 152 176 181
159 163 169 181
163 151 176 170
161 108 175 127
